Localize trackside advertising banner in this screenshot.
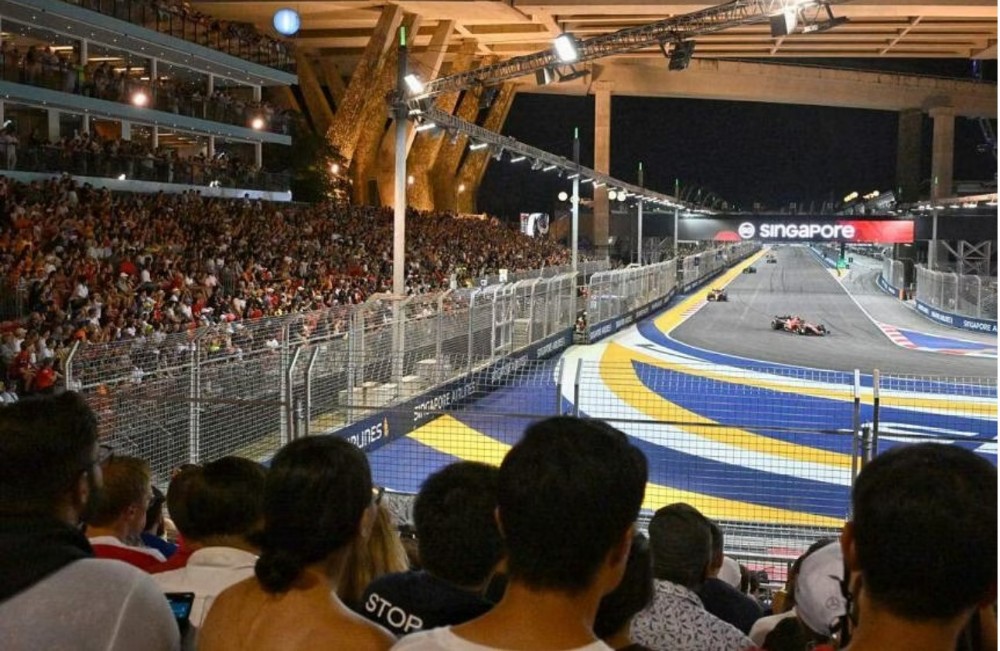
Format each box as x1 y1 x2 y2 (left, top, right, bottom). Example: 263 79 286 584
914 301 998 335
330 327 575 452
679 217 914 243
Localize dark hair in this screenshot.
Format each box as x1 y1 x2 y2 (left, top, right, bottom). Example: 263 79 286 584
145 485 167 533
648 503 712 590
414 461 503 587
498 417 647 593
255 436 372 593
594 532 654 639
763 616 826 651
168 457 266 542
86 456 151 527
851 444 997 620
0 392 98 515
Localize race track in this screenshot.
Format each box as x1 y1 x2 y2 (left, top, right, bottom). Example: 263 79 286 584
670 246 996 377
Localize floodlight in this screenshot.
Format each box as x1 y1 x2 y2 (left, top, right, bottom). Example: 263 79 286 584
542 164 557 172
131 90 149 107
414 121 436 132
769 9 798 37
250 116 265 130
558 191 569 202
553 34 579 63
510 155 526 163
608 190 618 200
469 142 489 151
404 74 425 94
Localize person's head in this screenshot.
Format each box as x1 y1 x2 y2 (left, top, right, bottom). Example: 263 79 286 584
706 519 724 576
413 461 503 590
794 540 846 638
843 444 997 622
647 502 712 590
254 436 374 593
339 498 409 606
167 456 266 547
144 484 167 536
85 455 152 539
594 532 655 640
0 392 101 521
498 417 647 595
762 616 826 651
781 537 838 613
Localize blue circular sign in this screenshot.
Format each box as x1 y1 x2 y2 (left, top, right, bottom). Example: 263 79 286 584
273 8 301 36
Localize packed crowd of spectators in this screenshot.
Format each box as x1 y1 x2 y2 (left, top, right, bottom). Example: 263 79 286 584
63 0 293 70
0 129 281 191
0 176 572 396
0 41 295 134
1 397 996 651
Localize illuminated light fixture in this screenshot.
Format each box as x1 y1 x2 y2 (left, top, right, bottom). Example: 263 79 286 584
131 90 149 107
769 8 798 37
250 116 265 130
272 8 301 36
404 74 425 94
618 191 627 202
407 175 415 185
469 142 489 151
414 121 436 132
330 163 340 174
593 181 604 188
583 177 593 183
553 33 579 63
567 173 579 180
117 173 126 180
608 190 618 200
542 164 557 172
458 183 467 193
558 191 569 201
509 155 526 163
843 191 859 203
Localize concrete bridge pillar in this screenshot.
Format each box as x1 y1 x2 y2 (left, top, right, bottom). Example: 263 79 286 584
929 106 955 200
592 80 612 255
895 108 922 204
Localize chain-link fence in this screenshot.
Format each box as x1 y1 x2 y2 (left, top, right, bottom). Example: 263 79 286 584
679 242 759 290
915 265 998 319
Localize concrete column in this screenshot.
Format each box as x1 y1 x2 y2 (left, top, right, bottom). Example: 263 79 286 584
592 80 613 253
79 39 87 64
254 142 262 168
328 4 404 166
207 74 214 95
253 85 261 102
292 51 335 135
82 114 90 134
207 135 214 157
151 126 158 148
895 108 922 204
929 106 955 201
47 109 60 142
121 120 131 140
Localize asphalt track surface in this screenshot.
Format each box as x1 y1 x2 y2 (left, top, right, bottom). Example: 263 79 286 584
670 246 997 378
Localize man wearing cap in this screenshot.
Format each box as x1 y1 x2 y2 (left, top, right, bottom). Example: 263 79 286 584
840 444 996 651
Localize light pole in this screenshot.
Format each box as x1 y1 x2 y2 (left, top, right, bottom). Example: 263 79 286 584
571 127 580 275
637 162 644 265
673 177 680 261
391 26 409 382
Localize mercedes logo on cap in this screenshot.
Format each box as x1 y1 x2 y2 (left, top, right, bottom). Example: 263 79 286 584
737 222 756 239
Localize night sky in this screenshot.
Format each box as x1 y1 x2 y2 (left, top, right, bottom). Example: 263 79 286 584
478 59 997 217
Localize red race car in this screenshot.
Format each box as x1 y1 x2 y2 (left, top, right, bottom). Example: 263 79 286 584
771 315 828 335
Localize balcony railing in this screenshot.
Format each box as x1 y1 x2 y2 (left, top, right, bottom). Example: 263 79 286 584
56 0 294 72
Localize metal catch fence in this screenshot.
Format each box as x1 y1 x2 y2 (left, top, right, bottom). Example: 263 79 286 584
881 257 906 292
915 264 998 319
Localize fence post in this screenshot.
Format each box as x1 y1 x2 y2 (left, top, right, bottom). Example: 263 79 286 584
304 347 320 438
188 342 200 465
64 340 80 390
283 346 301 446
554 358 565 416
573 358 583 417
850 369 861 492
467 290 478 373
860 425 872 467
871 369 881 459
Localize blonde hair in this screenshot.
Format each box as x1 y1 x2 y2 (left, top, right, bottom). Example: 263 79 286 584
337 502 409 608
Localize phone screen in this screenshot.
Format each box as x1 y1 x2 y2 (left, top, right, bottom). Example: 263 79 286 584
165 592 195 628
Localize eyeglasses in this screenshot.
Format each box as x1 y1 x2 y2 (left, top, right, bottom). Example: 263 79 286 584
371 485 385 506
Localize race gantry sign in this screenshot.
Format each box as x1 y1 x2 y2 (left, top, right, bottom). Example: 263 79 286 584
679 217 914 243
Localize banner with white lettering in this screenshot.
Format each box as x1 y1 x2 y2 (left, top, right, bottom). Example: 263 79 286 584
678 218 914 243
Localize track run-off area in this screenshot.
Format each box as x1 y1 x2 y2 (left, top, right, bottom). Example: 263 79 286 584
369 245 997 529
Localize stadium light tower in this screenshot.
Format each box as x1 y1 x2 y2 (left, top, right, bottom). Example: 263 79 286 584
553 34 579 63
572 127 580 274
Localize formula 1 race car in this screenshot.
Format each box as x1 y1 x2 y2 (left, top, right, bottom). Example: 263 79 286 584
743 266 757 274
707 288 728 302
771 315 828 336
765 255 778 264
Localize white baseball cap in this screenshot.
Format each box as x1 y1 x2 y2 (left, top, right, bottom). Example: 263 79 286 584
794 541 846 637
